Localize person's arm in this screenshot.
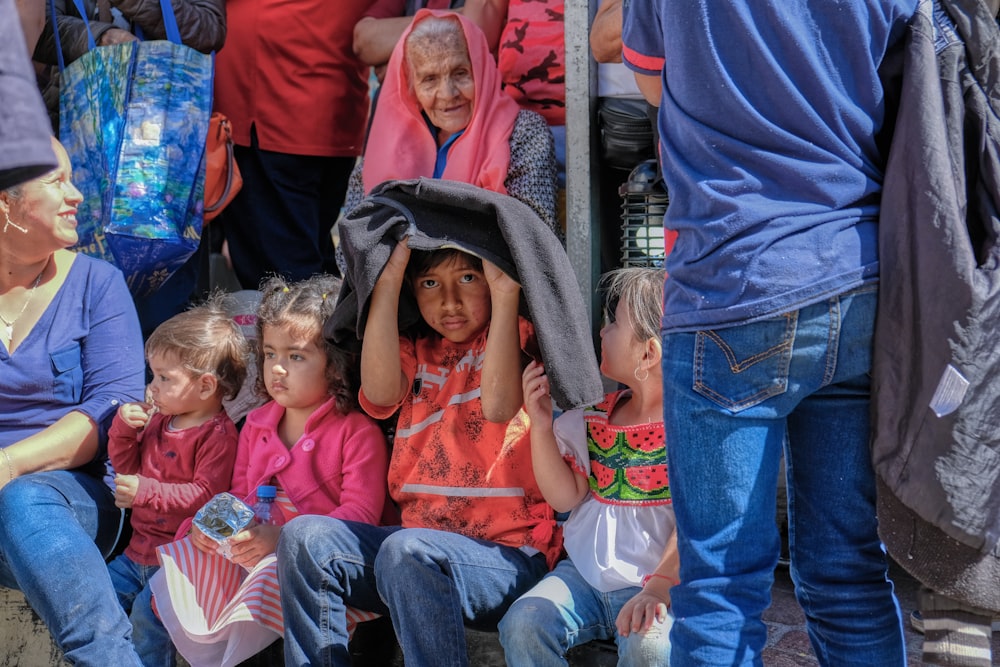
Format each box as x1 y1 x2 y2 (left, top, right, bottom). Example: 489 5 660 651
504 111 559 236
132 425 238 515
16 0 46 54
0 411 98 492
460 0 508 52
353 14 413 67
480 259 523 423
615 528 679 636
360 240 411 408
112 0 225 53
521 361 589 512
590 0 623 64
634 73 661 108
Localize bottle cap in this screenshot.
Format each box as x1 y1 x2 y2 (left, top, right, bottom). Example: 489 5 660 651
256 485 277 499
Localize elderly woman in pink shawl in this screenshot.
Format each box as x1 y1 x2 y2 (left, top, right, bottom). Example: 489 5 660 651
341 9 558 234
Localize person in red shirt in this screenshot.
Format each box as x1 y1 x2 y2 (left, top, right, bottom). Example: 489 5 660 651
277 239 561 666
213 0 376 289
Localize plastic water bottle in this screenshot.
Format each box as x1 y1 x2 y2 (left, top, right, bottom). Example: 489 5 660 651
252 485 279 525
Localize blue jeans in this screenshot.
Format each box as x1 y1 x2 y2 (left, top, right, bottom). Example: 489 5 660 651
0 471 142 665
661 286 905 666
498 559 672 667
107 554 175 667
277 517 549 667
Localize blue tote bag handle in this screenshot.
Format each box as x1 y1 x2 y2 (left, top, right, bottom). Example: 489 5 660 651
50 0 183 70
49 0 97 71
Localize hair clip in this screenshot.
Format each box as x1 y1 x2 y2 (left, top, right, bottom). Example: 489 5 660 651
282 287 290 293
321 293 327 300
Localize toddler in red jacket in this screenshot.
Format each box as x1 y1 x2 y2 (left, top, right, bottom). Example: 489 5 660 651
106 295 249 665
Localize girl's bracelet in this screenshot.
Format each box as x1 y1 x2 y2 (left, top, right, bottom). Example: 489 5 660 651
642 573 679 589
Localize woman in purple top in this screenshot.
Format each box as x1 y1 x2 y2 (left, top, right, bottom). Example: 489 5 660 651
0 136 146 665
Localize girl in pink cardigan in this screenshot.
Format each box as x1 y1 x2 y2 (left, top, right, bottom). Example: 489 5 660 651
141 275 392 667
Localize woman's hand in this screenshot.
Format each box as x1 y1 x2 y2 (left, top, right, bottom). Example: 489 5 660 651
522 361 553 425
226 523 281 569
113 473 139 508
615 582 671 637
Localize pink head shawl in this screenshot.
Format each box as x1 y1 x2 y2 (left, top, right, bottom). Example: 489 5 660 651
361 9 520 196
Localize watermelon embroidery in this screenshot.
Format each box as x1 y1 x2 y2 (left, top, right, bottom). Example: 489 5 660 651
583 392 670 504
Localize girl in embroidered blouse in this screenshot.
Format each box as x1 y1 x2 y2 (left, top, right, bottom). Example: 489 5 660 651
137 274 391 667
499 267 676 666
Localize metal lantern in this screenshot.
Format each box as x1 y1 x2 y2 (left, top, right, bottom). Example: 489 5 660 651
618 159 668 268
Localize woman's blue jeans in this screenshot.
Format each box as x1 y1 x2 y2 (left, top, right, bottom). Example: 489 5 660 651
498 558 672 667
277 516 549 667
0 470 142 665
661 286 905 666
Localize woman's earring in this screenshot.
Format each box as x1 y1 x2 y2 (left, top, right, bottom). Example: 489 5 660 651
1 215 28 235
634 362 649 383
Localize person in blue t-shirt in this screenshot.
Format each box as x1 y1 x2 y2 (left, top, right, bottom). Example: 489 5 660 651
621 1 919 665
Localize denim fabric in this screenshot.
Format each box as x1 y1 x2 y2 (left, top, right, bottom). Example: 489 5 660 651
129 583 177 667
277 516 548 667
0 471 142 665
107 554 174 667
661 287 905 666
498 559 671 667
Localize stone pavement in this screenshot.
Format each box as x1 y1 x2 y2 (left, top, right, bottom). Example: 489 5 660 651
763 559 1000 666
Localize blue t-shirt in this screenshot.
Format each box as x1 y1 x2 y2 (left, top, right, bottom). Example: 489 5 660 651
622 0 918 332
0 253 145 477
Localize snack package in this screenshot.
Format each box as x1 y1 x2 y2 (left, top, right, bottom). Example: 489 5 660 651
193 492 255 559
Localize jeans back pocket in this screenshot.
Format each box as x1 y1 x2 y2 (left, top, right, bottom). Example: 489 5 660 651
693 313 796 412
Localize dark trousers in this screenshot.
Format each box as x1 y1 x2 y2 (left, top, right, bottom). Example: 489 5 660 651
222 125 354 290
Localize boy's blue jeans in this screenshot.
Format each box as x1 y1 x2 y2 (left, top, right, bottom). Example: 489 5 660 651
107 553 175 667
277 517 549 667
498 558 672 667
661 286 905 666
0 470 142 665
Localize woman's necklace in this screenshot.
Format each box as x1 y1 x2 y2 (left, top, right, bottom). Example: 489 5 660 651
0 268 45 342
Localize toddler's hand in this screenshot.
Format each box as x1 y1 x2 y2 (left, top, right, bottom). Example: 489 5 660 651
118 402 154 429
521 361 553 425
227 523 281 569
113 474 139 508
189 525 220 555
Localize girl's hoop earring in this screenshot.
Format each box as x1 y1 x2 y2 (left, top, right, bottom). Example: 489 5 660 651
634 363 649 383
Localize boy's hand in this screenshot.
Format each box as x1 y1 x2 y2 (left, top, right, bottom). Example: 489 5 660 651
522 361 553 425
227 523 281 569
483 259 521 297
118 402 154 429
380 237 412 285
113 474 139 508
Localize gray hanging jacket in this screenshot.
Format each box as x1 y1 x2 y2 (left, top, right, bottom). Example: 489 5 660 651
872 0 1000 611
327 177 604 412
